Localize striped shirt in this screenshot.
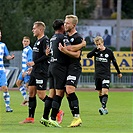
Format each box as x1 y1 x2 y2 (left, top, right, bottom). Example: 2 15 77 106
22 46 32 72
0 42 9 71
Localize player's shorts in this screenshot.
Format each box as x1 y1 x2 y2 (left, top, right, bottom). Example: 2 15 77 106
17 71 30 84
66 64 82 88
95 78 110 90
28 72 48 90
0 70 7 87
49 63 67 90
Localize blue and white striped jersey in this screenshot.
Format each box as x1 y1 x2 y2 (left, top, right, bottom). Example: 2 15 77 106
0 42 10 71
22 46 32 72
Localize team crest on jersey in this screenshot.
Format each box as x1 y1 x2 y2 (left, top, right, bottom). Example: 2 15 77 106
70 38 74 42
105 54 109 58
100 53 103 57
37 41 40 45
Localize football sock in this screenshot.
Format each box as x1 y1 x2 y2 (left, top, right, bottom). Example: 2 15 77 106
102 94 108 109
3 92 10 107
29 97 36 118
99 95 103 104
67 96 74 116
51 95 63 120
68 92 80 117
43 97 53 119
19 86 28 100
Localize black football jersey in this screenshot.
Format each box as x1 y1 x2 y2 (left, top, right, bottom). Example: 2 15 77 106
32 35 49 73
87 47 120 79
50 33 70 65
67 32 83 65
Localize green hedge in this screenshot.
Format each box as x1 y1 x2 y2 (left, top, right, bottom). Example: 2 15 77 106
120 47 131 51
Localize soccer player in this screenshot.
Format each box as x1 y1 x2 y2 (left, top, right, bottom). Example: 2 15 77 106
87 36 122 115
16 36 32 106
19 21 50 124
0 30 15 112
40 19 69 127
40 19 86 127
58 15 83 127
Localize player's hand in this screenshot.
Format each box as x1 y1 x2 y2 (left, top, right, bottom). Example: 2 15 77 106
22 72 27 77
27 61 35 67
11 54 15 59
118 73 122 78
82 39 86 47
45 46 50 56
58 43 67 52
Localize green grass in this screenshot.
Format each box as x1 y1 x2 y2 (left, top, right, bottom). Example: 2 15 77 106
0 90 132 133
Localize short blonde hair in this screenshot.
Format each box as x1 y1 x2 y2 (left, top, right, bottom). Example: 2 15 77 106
93 36 104 44
65 15 78 25
34 21 46 30
23 36 30 40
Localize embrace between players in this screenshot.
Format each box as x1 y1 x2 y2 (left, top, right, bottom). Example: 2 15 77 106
19 14 122 128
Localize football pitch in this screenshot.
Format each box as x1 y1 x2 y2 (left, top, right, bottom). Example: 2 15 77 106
0 89 132 133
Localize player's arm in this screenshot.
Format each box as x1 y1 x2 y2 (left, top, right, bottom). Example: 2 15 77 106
112 58 122 78
4 45 15 60
111 52 122 78
66 39 86 52
58 43 81 58
87 48 99 58
35 38 50 64
6 54 15 60
24 49 33 71
27 41 49 67
22 67 32 77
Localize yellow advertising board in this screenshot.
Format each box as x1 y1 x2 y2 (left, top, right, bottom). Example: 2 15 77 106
81 51 133 73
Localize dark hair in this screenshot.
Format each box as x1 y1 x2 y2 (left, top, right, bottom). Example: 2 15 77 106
105 29 108 34
53 19 64 30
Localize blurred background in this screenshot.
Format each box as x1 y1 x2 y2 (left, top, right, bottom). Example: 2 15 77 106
0 0 132 88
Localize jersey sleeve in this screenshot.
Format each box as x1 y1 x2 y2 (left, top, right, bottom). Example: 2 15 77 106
110 50 121 74
27 49 33 62
87 48 99 58
34 38 50 64
76 36 83 44
4 44 9 56
23 49 33 72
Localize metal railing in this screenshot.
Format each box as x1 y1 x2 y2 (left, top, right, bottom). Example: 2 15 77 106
78 73 133 88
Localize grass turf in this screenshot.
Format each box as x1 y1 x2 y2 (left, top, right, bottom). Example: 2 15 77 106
0 90 132 133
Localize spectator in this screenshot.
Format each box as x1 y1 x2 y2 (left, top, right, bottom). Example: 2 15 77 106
85 30 94 47
103 29 111 46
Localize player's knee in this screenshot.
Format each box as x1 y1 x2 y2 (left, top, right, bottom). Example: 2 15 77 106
16 80 20 87
2 86 8 92
66 86 75 94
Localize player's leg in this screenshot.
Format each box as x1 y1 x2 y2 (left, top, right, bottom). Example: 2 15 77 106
19 76 37 124
40 89 55 127
48 64 66 127
66 85 82 127
1 86 13 112
66 66 82 127
95 78 103 104
98 79 109 115
49 89 64 127
1 71 13 112
16 72 28 105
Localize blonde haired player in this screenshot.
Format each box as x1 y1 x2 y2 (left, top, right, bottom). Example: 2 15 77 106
87 36 122 115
